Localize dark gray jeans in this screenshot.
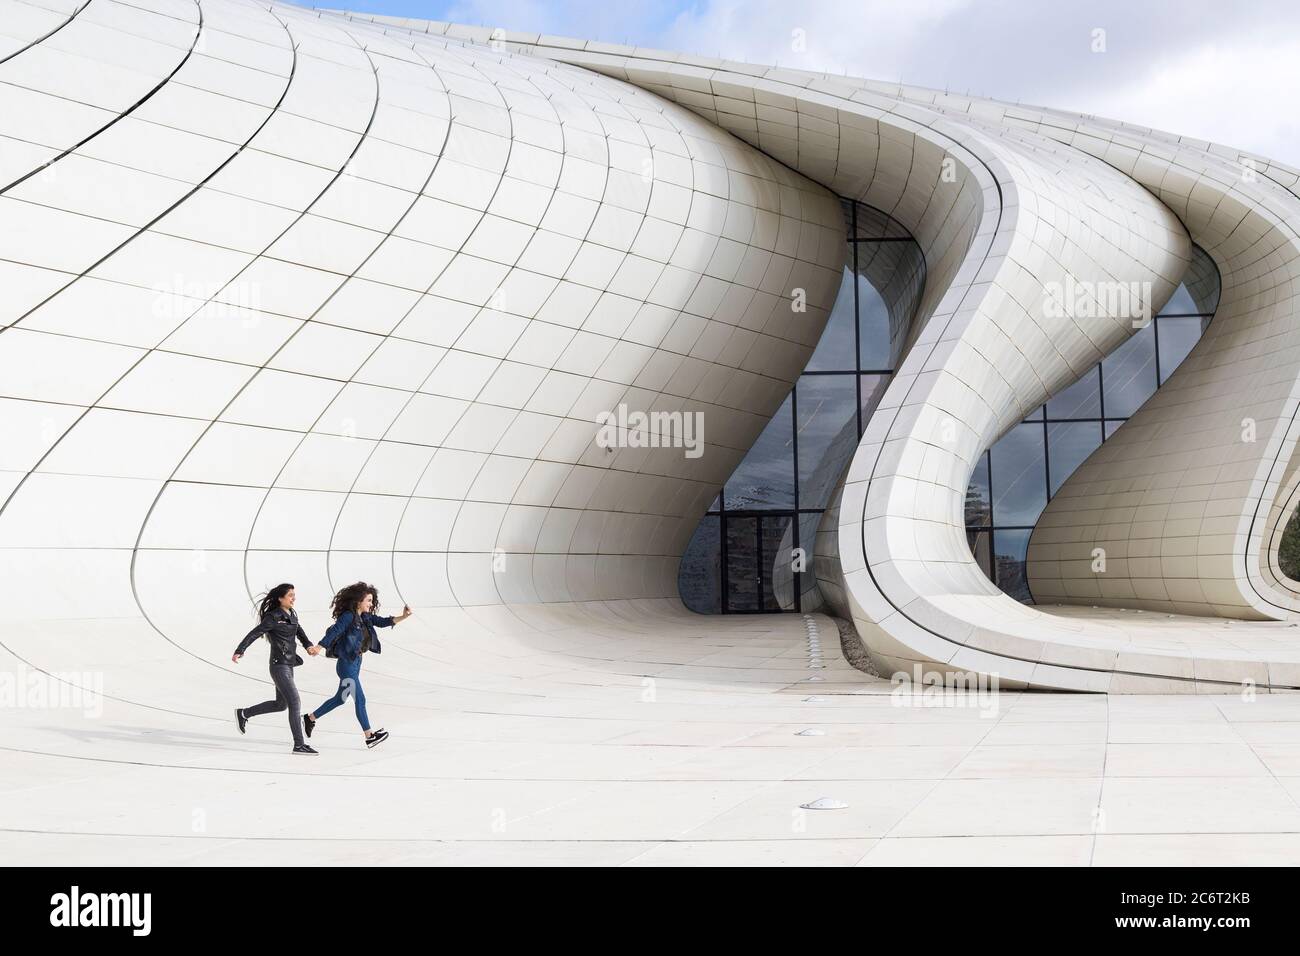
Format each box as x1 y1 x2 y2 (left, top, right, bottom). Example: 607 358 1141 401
243 663 305 747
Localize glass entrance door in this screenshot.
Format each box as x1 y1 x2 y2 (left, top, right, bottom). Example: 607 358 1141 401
723 512 799 613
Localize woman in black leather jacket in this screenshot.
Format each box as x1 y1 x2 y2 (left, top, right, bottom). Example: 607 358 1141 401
232 583 321 754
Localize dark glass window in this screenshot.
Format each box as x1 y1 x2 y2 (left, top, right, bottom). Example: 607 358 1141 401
967 529 992 579
796 511 823 606
1047 421 1103 495
1156 315 1208 384
679 516 721 614
1159 282 1200 316
993 529 1033 604
677 199 924 613
724 516 761 612
723 394 794 511
857 273 894 370
1046 366 1101 420
966 452 991 528
805 266 856 372
759 515 795 612
1279 507 1300 581
796 374 859 510
990 423 1047 527
1101 321 1157 418
859 373 890 421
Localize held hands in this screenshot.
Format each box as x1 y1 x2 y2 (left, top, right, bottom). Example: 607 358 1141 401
307 645 322 656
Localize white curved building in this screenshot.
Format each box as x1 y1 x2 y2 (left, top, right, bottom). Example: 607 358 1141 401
6 0 1300 865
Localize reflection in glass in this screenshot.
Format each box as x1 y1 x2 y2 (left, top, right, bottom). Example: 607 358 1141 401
678 516 720 613
990 423 1046 527
1279 507 1300 581
805 265 855 371
797 511 822 606
796 375 859 510
724 394 794 511
967 529 991 579
857 239 925 370
1101 322 1157 418
760 514 794 611
1184 247 1221 316
1158 283 1200 316
724 516 759 611
1047 421 1102 495
859 373 890 425
966 451 991 527
851 203 911 240
1165 245 1221 315
1046 366 1101 419
1157 315 1208 383
857 272 892 370
723 514 801 612
993 529 1033 604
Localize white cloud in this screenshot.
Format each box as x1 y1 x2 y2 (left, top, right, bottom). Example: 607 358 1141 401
1078 38 1300 162
655 0 1300 165
406 0 1300 164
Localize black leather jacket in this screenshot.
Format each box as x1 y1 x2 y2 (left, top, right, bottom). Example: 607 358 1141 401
234 607 315 667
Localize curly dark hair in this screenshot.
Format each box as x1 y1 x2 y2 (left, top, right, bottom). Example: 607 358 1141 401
256 583 294 621
330 581 379 620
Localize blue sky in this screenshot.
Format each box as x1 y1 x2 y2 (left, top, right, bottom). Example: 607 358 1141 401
304 0 1300 163
314 0 686 47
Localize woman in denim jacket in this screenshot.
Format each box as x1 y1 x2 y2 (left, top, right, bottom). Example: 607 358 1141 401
303 581 411 749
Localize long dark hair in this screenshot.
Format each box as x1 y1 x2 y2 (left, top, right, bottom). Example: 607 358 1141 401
257 583 294 621
330 581 379 620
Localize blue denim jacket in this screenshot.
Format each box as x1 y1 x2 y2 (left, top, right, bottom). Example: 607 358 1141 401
320 611 394 662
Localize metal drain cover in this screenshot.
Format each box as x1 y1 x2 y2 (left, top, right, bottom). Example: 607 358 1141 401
800 798 849 810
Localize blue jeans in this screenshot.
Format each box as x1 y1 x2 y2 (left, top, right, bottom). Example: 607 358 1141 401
312 659 369 732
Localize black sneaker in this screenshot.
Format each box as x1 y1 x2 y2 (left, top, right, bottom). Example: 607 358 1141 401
293 744 318 755
365 730 389 749
303 714 315 739
235 708 247 735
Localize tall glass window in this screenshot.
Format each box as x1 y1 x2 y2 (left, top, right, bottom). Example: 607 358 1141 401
966 245 1220 602
677 199 925 613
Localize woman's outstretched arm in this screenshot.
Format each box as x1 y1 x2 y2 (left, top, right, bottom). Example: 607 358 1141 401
370 605 413 628
231 614 273 663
